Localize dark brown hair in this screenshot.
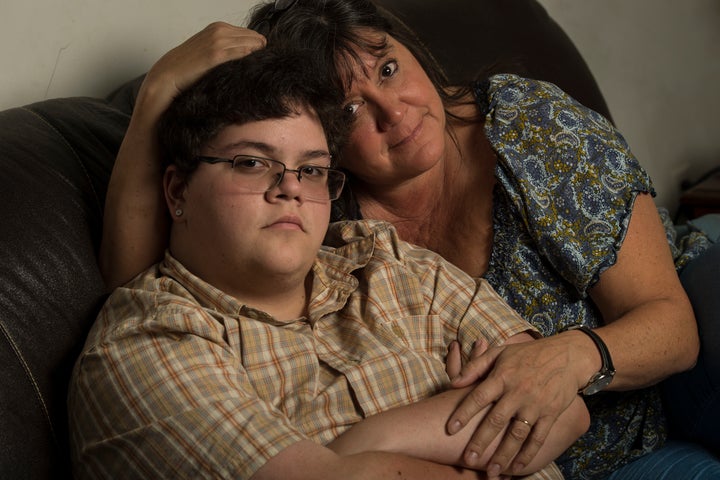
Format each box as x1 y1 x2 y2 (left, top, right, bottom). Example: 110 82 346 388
246 0 476 119
158 47 350 177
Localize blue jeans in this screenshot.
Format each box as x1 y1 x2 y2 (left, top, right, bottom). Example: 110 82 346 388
606 441 720 480
662 241 720 454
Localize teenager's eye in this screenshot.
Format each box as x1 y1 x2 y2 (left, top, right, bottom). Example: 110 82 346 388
233 156 271 173
380 60 398 79
299 166 328 179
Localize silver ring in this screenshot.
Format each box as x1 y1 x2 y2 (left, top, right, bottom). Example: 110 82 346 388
514 417 533 428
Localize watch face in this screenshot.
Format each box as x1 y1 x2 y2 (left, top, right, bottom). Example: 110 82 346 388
583 373 614 395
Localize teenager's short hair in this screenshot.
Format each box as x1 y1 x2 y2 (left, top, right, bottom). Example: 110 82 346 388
158 47 349 176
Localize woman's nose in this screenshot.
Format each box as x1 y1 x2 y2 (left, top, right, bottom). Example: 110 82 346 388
372 96 405 132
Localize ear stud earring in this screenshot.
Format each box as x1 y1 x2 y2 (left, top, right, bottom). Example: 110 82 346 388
175 209 183 217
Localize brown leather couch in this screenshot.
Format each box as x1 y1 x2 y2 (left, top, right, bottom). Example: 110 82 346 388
0 1 610 478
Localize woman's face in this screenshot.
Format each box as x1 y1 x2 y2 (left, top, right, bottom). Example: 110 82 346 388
339 33 447 188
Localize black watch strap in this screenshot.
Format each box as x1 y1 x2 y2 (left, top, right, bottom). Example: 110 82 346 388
566 325 616 395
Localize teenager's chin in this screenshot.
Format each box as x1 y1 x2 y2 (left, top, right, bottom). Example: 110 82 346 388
260 248 316 274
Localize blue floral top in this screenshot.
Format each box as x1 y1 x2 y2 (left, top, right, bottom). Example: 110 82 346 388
331 74 709 479
479 74 707 479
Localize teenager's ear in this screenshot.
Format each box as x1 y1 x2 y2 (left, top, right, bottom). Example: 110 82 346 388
164 165 187 221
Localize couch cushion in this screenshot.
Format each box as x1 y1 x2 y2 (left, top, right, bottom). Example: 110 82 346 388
0 97 128 479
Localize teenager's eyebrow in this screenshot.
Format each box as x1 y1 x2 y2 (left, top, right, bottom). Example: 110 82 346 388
216 140 273 156
301 150 333 162
216 140 331 163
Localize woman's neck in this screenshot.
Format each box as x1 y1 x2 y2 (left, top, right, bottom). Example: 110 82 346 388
352 117 497 276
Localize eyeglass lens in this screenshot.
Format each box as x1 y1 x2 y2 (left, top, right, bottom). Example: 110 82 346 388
231 156 344 201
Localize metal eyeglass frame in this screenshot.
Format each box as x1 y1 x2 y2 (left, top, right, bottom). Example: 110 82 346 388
197 154 346 201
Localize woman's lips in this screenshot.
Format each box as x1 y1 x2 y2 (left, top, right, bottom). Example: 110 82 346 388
389 119 423 150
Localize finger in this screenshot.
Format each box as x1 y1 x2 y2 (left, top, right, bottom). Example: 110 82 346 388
200 28 267 65
445 341 462 379
470 338 489 358
461 400 526 469
485 415 537 475
511 415 554 474
446 377 505 435
450 346 502 387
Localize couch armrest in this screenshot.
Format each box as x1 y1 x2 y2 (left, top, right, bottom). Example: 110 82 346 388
0 98 128 479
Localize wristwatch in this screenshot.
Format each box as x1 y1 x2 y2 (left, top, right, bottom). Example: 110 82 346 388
565 325 615 395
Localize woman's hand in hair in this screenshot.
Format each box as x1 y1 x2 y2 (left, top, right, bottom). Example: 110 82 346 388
100 23 266 290
140 22 266 118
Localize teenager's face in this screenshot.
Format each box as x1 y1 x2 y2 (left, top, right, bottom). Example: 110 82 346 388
339 33 447 188
165 109 332 295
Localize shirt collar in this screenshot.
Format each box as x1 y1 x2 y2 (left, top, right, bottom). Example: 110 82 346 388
158 220 385 321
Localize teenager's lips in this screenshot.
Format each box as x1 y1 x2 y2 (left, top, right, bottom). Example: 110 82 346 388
266 214 305 231
388 118 423 150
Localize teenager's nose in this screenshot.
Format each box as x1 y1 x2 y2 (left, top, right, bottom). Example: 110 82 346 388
266 171 303 202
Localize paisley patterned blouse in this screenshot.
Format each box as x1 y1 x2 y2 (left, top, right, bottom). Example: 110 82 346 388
333 74 708 479
480 75 707 479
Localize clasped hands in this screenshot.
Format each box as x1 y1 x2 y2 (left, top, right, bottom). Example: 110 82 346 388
445 333 590 478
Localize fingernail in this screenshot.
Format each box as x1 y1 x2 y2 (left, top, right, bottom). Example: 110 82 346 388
448 419 462 434
513 462 526 473
465 450 479 465
488 463 501 477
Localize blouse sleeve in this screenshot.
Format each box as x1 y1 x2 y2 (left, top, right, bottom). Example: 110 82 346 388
483 74 654 295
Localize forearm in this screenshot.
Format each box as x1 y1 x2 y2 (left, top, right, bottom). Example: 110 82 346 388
252 440 484 480
99 23 268 290
99 82 169 289
328 384 586 475
592 297 698 389
585 194 699 390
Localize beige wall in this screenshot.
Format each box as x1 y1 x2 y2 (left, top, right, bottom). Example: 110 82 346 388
538 0 720 211
0 0 255 110
2 0 718 211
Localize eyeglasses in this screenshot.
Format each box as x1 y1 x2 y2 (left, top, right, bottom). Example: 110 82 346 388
197 154 345 202
252 0 299 36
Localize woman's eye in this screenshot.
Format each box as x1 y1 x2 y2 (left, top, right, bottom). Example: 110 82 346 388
343 101 363 116
381 60 398 79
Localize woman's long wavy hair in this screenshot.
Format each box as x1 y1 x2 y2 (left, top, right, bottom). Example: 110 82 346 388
247 0 479 122
246 0 481 219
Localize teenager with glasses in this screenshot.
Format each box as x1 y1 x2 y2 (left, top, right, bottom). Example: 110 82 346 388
69 47 590 480
98 1 720 479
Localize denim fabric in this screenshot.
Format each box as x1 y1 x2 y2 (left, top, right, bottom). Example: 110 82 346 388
663 241 720 455
606 441 720 480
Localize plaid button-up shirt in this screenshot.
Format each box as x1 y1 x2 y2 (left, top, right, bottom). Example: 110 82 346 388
69 220 561 479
